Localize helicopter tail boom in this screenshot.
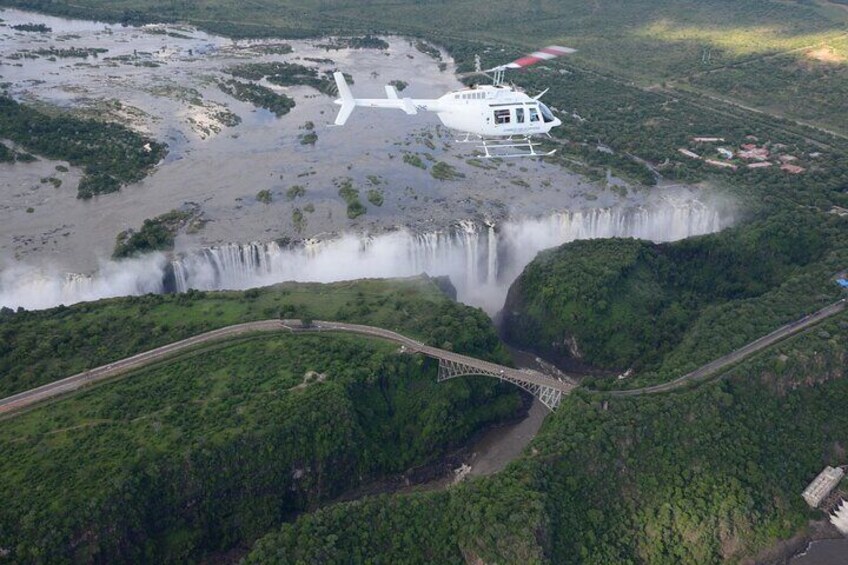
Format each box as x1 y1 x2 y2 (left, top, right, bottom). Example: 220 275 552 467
333 72 438 125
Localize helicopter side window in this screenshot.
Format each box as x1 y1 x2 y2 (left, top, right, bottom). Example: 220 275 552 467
516 107 525 123
494 109 510 124
529 107 540 122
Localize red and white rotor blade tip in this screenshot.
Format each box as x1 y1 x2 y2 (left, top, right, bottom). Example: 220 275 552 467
504 45 576 69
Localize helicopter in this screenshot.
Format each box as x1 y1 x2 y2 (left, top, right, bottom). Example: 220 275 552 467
332 45 575 158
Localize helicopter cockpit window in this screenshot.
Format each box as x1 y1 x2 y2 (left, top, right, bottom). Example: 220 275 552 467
516 107 525 123
494 109 511 124
539 102 555 123
529 107 540 122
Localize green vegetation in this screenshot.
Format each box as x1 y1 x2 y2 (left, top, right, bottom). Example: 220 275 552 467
0 96 165 198
299 130 318 145
414 40 441 60
319 35 389 50
11 22 50 32
402 152 425 169
4 2 848 561
430 161 465 181
30 46 107 58
336 177 366 218
285 184 305 200
225 62 346 97
256 189 273 204
291 207 305 232
247 42 293 55
388 79 408 92
217 79 295 117
248 313 848 563
503 206 848 387
0 277 507 398
366 188 384 207
0 278 521 561
112 208 200 258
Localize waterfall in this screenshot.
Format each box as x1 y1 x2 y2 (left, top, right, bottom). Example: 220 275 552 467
1 202 733 314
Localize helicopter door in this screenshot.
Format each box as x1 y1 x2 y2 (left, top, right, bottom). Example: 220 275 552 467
515 107 525 123
528 107 540 123
493 109 511 125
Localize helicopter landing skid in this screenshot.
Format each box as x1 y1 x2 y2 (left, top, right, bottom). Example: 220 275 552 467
455 135 555 159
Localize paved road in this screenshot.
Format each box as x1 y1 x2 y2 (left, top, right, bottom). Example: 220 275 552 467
2 298 843 416
610 299 846 397
0 319 572 418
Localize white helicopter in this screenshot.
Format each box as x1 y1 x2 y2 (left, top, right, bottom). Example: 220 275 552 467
332 45 575 158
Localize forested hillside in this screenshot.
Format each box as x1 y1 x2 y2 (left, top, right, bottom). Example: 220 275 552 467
501 207 848 386
0 278 522 562
247 312 848 563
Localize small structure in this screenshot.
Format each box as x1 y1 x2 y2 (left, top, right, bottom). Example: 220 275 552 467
693 136 725 143
747 162 773 169
717 147 734 159
779 154 798 163
705 159 736 170
780 163 805 174
836 278 848 289
739 147 770 161
803 466 845 508
678 148 700 159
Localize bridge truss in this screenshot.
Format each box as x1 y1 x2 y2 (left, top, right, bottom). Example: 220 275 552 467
436 358 564 411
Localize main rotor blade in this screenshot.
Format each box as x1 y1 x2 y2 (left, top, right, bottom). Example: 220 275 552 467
487 45 576 72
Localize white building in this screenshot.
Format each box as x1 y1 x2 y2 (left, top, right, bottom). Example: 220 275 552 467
802 466 845 508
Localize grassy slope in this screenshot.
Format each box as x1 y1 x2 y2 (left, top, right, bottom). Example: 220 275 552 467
0 277 507 397
246 311 848 564
0 281 522 562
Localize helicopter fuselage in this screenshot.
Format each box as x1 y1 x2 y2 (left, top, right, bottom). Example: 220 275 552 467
427 85 561 137
333 73 561 138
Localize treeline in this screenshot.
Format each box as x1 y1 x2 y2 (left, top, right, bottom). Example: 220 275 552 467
0 96 166 198
247 316 848 563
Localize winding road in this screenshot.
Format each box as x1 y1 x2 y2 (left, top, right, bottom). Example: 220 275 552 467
0 298 844 417
0 319 574 417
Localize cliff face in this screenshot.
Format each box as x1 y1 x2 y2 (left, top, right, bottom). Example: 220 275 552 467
500 238 666 373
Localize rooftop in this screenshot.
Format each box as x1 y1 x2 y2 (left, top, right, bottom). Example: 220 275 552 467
802 466 845 508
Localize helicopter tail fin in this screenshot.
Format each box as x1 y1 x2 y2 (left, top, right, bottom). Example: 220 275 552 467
333 72 355 126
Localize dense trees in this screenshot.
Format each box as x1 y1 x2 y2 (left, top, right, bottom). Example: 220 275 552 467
0 280 521 562
0 96 165 198
247 315 848 563
502 206 848 385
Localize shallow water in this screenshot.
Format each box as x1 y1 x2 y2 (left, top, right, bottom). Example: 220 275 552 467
791 538 848 565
